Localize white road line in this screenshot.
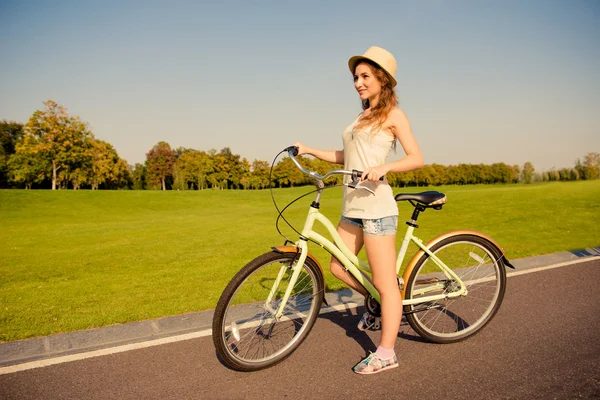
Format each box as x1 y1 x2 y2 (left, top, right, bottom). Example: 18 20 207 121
1 257 596 375
0 330 212 375
0 303 361 376
506 258 595 277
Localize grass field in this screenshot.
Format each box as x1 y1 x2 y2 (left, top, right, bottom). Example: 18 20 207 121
1 180 599 342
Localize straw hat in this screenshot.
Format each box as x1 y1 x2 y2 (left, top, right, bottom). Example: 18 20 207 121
348 46 397 88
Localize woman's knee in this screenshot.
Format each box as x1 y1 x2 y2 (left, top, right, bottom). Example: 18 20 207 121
373 276 400 296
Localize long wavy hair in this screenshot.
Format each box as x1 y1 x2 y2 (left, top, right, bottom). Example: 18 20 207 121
353 60 398 133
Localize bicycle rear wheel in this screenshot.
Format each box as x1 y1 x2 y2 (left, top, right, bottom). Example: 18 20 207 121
404 234 507 343
212 251 324 371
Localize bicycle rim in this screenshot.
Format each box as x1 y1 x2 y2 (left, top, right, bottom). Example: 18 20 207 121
405 236 506 343
219 254 322 369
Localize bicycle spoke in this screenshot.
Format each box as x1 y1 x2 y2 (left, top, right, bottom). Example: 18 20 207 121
218 255 322 367
406 237 506 342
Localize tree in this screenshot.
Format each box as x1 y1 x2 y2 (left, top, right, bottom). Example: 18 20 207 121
87 139 111 189
238 157 251 189
272 156 308 187
57 135 94 190
582 152 600 180
248 160 271 189
575 158 585 180
23 100 94 190
511 165 521 183
68 167 88 190
442 165 460 185
173 149 212 190
570 168 580 181
0 120 24 188
87 139 129 190
195 151 215 189
7 135 49 189
171 148 190 190
146 141 175 190
521 162 535 184
542 171 550 182
218 147 247 189
111 158 132 189
131 163 147 190
490 163 513 184
209 150 229 190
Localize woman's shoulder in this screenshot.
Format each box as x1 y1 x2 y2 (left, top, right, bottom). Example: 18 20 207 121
383 107 410 136
389 107 407 119
382 107 407 125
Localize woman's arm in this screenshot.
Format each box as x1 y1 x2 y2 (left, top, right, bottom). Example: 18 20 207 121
294 142 344 165
361 108 424 181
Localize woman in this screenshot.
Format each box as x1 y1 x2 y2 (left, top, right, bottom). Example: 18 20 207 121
294 46 424 374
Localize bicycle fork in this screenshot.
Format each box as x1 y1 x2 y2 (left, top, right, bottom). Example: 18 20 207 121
264 241 310 320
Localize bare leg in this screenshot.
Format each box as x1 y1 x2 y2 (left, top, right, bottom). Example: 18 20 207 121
364 234 401 349
329 220 368 297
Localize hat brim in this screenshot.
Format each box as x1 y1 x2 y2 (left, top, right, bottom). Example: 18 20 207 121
348 55 397 88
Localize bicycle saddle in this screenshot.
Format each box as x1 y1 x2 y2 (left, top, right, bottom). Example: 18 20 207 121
394 191 447 208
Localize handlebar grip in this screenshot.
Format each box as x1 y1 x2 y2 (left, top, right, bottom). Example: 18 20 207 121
285 146 299 157
353 169 385 181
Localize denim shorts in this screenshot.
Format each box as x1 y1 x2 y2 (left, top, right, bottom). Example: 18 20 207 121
340 215 398 236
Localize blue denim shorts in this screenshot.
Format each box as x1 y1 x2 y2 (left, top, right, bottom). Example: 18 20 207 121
340 215 398 236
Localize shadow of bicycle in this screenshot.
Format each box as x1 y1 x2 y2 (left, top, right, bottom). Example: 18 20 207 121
317 304 430 358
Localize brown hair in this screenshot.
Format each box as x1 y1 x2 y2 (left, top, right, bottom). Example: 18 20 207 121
353 60 398 133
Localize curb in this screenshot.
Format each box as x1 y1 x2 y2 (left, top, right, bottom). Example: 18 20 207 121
1 247 598 368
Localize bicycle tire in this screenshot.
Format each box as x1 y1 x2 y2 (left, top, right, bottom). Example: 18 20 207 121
404 234 507 344
212 251 324 371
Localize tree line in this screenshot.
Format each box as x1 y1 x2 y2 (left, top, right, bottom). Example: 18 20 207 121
1 101 599 190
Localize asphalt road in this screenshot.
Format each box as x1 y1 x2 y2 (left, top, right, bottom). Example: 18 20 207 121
1 259 599 400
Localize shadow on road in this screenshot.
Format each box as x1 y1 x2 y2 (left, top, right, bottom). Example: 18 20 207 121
317 305 429 357
322 288 429 344
211 301 434 372
570 246 600 258
317 307 376 357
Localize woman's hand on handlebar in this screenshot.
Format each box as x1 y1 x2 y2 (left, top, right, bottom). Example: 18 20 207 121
361 166 388 182
293 142 308 156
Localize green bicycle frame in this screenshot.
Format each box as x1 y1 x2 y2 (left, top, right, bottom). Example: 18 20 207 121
274 205 468 319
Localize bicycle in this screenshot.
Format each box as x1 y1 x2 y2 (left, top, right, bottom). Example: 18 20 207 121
212 146 514 371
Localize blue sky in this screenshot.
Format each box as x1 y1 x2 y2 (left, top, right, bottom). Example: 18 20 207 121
1 0 598 171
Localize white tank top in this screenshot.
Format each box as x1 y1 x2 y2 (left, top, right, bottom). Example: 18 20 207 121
342 115 399 219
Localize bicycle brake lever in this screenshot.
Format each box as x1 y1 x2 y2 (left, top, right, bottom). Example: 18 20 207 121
355 183 375 195
345 181 376 195
347 176 360 189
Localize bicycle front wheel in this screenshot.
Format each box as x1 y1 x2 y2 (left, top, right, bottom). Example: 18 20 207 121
212 251 324 371
404 234 507 344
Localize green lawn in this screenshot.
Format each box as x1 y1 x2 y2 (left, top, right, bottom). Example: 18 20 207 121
1 180 599 342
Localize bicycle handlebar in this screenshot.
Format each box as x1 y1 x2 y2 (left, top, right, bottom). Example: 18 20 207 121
284 146 384 182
